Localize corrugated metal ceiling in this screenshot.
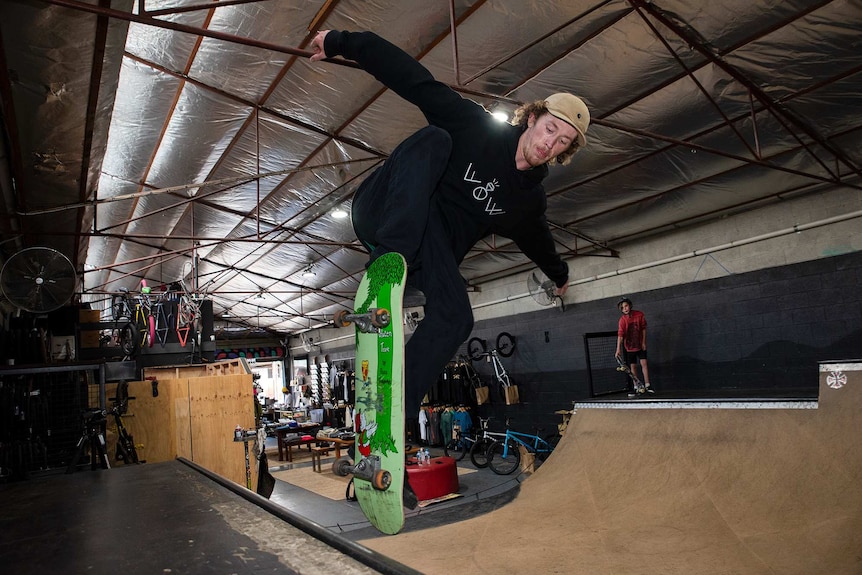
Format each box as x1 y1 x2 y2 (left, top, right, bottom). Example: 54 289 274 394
0 0 860 336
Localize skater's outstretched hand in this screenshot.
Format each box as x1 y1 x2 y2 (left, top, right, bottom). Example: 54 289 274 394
309 30 331 62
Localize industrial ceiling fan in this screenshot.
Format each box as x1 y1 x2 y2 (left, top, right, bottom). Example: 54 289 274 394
0 247 77 313
527 270 566 312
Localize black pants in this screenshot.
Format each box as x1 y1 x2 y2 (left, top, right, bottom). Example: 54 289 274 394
352 126 474 417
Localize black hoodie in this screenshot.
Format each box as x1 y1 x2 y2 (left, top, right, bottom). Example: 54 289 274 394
324 31 569 287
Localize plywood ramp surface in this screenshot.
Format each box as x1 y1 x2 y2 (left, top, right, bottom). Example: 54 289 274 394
360 365 862 575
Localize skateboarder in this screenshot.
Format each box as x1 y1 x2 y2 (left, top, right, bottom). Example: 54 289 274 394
615 297 654 394
309 29 587 422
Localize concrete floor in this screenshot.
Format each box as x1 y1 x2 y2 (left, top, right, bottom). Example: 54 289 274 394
0 460 409 575
266 442 527 539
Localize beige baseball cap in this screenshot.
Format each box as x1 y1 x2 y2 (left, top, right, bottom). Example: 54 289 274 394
545 93 590 148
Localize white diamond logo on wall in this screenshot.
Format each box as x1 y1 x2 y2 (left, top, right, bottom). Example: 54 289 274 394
826 371 847 389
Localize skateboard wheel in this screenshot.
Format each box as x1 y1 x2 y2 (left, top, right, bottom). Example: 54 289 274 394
371 308 390 328
332 456 353 477
371 469 391 491
333 309 351 328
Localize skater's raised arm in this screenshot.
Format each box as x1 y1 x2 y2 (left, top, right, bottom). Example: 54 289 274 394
309 30 482 130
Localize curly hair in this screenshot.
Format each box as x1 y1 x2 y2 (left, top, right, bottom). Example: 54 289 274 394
511 100 582 166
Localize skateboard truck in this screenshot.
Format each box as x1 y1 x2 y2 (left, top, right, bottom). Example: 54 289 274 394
333 454 392 491
333 308 391 334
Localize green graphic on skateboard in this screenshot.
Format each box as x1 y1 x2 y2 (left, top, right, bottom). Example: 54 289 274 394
331 252 406 535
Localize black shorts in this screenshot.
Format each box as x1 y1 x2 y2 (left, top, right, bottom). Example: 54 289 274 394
623 348 647 364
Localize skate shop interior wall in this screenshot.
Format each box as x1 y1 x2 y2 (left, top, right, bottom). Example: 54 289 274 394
471 184 862 321
466 184 862 397
445 183 860 433
289 184 860 351
286 190 861 434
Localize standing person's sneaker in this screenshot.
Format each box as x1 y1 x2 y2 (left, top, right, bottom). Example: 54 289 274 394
644 385 655 394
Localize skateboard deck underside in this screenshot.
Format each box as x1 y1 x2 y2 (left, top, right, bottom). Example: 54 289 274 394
353 252 406 535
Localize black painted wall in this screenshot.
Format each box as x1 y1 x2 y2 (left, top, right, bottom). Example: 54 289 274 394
465 251 862 433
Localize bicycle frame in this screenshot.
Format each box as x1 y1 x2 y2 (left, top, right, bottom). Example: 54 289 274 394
176 293 201 348
444 425 476 460
486 350 511 387
467 417 505 468
109 381 142 464
467 333 516 401
111 289 137 359
498 429 553 458
153 301 172 347
478 417 506 441
134 299 154 348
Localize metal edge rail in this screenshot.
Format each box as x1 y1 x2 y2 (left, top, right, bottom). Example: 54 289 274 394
176 457 422 575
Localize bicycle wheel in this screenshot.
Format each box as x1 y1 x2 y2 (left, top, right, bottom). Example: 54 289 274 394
488 437 521 475
496 332 516 357
469 436 493 468
460 360 483 387
467 337 486 361
134 305 148 345
119 323 137 357
123 433 140 463
115 431 140 464
537 433 562 461
115 438 130 462
444 435 470 461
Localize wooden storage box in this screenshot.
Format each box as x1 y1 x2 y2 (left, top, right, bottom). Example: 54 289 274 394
79 309 101 323
79 330 101 348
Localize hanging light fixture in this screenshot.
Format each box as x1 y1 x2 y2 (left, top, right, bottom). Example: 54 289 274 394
301 264 316 278
331 206 349 219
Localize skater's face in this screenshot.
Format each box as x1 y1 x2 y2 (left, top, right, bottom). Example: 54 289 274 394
517 112 578 168
619 302 631 314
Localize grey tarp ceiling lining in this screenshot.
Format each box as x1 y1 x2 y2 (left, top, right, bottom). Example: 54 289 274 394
0 0 859 334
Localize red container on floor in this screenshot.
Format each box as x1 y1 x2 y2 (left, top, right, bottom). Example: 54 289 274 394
405 455 459 501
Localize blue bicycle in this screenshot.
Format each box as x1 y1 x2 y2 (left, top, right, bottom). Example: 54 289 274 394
486 419 561 475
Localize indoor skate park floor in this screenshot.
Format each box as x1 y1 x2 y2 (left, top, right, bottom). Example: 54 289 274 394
1 363 860 575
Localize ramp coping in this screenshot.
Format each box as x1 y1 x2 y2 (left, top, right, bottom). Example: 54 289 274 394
573 399 818 410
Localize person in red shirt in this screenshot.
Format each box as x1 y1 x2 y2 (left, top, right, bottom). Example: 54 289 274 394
615 297 654 394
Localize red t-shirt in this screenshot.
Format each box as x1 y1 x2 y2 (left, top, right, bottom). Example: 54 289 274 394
618 310 647 352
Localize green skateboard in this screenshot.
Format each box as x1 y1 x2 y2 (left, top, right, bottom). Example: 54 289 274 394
331 252 406 535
